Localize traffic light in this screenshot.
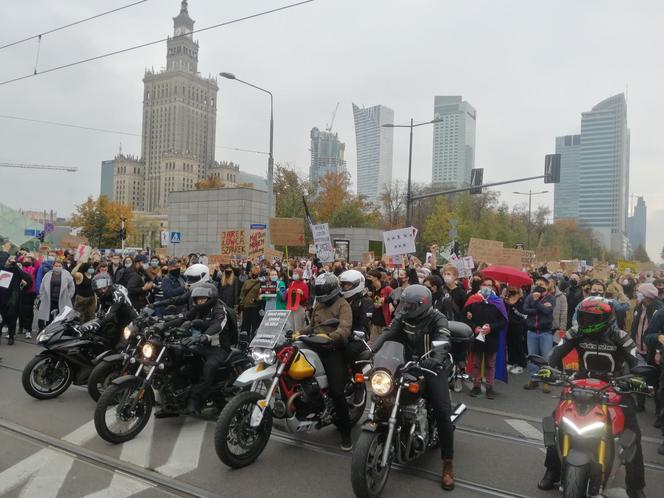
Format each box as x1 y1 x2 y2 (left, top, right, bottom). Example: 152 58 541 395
470 168 484 194
544 154 561 184
37 231 45 243
117 227 127 241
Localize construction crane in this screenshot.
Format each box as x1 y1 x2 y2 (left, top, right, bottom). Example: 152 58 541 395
0 162 78 172
325 102 340 133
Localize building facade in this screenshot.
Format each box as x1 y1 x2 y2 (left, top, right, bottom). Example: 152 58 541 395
431 96 476 188
100 160 115 200
309 127 347 187
112 155 145 210
578 94 630 255
627 196 647 254
553 134 581 221
352 103 394 204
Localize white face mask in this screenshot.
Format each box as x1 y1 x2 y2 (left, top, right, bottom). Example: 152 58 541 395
636 292 644 303
622 279 629 286
292 274 300 281
443 275 454 285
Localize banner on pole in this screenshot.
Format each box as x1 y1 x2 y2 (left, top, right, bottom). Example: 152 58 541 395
383 227 417 256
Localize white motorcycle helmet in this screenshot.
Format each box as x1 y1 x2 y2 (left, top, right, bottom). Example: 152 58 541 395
183 263 211 289
339 269 365 299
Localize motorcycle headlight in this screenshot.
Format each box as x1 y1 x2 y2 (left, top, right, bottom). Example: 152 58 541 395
142 342 156 359
250 349 276 365
370 370 393 397
123 327 133 341
36 331 52 344
561 416 605 437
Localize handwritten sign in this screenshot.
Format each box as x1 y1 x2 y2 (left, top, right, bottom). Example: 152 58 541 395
383 227 417 256
208 254 230 266
0 270 13 289
220 229 246 256
269 218 305 246
249 228 266 260
250 310 291 349
468 238 535 269
312 223 335 263
75 244 92 263
362 251 375 265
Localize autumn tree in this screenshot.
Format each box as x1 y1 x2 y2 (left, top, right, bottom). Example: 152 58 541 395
70 196 133 248
379 180 406 228
195 175 224 189
274 164 311 219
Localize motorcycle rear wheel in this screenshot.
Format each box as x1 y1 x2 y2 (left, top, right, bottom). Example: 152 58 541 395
22 355 73 400
351 431 392 498
87 360 124 402
214 391 273 468
562 465 589 498
94 380 154 444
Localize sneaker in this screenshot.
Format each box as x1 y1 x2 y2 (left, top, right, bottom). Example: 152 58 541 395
453 378 463 393
469 386 482 397
485 387 495 399
25 331 32 340
523 380 539 390
340 433 353 452
512 366 524 374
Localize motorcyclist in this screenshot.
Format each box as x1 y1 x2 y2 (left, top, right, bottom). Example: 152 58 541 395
150 263 211 310
537 297 647 498
87 273 138 347
370 284 468 491
179 284 238 414
297 272 354 451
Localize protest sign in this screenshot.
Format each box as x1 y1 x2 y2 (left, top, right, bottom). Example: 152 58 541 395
75 244 92 263
334 240 349 261
312 223 335 263
269 218 305 246
383 227 417 256
248 228 266 260
617 260 639 275
208 254 230 266
0 270 13 289
468 238 534 269
362 251 375 265
637 261 657 273
60 234 88 249
308 244 316 255
591 262 610 280
264 247 284 261
250 310 291 349
220 229 246 256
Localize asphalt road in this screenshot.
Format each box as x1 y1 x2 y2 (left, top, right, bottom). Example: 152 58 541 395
1 338 663 498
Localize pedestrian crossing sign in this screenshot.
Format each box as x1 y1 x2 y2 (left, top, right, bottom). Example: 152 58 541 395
169 231 182 244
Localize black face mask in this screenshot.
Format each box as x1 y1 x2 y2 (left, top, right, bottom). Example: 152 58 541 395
23 261 32 267
334 267 343 276
169 269 180 278
590 291 604 297
534 286 546 294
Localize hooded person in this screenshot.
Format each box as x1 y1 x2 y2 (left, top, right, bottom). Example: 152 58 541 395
0 255 33 345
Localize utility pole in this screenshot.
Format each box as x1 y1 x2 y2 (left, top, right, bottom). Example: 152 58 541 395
513 190 548 249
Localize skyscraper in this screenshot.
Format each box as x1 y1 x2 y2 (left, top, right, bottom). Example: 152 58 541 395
309 127 347 187
141 0 218 212
553 134 581 221
627 196 647 253
100 160 115 200
431 96 476 188
352 103 394 204
578 94 630 255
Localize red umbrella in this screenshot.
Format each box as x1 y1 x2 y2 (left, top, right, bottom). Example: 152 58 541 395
481 265 533 287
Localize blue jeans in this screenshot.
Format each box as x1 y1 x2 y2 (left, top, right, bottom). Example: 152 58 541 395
527 331 554 376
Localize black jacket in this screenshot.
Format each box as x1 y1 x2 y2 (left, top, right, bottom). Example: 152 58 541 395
181 300 238 350
463 299 507 354
96 286 138 343
631 299 664 355
550 323 642 376
0 263 32 309
119 268 148 310
373 308 452 363
346 293 373 334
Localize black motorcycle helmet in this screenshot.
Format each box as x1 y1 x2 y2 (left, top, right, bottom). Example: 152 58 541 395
92 273 113 299
397 284 432 321
314 272 340 304
191 283 217 313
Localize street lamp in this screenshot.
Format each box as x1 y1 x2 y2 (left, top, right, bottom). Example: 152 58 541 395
383 118 444 227
219 71 274 242
513 189 549 249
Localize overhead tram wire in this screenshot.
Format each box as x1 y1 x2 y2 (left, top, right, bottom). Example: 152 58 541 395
0 0 150 51
0 0 316 87
0 113 269 155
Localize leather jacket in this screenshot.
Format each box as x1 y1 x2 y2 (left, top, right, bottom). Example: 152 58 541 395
347 293 373 335
549 322 643 376
373 308 451 362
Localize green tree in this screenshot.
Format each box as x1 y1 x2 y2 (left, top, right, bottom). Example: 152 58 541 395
70 196 133 248
274 164 311 219
632 244 650 262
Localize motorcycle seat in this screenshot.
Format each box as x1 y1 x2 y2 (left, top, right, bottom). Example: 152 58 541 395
299 335 334 348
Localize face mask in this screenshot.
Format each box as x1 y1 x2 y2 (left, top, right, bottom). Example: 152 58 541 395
334 267 343 276
590 291 604 297
622 279 629 286
124 262 132 269
534 286 546 294
479 287 493 298
86 268 95 276
47 255 56 263
636 292 644 303
53 267 62 274
142 263 149 271
224 268 232 274
169 269 180 278
150 261 159 268
270 276 278 282
292 274 300 280
23 261 32 267
443 275 454 285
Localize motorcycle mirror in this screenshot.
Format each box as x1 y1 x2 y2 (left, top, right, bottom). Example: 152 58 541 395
630 365 657 377
319 318 339 328
353 330 366 340
527 354 548 366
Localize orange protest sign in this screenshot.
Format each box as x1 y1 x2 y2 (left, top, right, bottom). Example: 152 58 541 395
220 229 246 256
269 218 305 246
249 228 266 259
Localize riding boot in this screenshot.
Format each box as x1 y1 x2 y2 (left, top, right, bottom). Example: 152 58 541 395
441 459 454 491
538 468 559 490
626 488 646 498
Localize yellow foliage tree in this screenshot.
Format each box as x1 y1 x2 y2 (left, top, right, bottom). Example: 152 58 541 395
70 196 133 248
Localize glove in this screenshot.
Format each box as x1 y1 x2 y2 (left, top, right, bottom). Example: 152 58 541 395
181 334 209 348
420 358 443 372
536 366 553 381
81 319 101 334
629 377 648 393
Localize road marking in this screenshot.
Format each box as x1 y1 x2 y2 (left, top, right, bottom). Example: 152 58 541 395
0 448 74 498
83 471 153 498
119 417 155 468
156 418 207 478
505 419 546 453
62 420 97 445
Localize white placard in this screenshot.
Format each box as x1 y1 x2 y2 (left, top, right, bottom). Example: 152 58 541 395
0 270 13 289
312 223 335 263
160 230 170 246
75 244 92 262
383 227 417 256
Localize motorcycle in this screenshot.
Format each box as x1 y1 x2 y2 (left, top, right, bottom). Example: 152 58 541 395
94 321 251 444
214 318 367 468
86 307 180 402
350 321 472 498
530 354 656 498
22 307 113 400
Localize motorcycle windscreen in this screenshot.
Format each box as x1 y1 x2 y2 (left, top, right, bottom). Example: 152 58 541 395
374 341 405 375
42 307 76 335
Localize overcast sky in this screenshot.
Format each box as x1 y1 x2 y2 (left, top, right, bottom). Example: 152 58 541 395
1 0 662 260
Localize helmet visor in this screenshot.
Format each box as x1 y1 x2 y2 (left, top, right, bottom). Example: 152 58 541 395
185 274 202 284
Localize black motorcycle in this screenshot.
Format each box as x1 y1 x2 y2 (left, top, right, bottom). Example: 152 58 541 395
94 323 251 443
22 308 113 400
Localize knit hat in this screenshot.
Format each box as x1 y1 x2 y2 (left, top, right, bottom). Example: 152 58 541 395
638 283 659 300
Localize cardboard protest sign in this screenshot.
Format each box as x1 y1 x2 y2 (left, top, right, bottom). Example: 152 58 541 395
264 248 284 261
208 254 230 266
617 260 639 275
220 229 246 256
468 238 534 269
75 244 92 263
383 227 417 256
60 234 88 249
248 228 266 260
362 251 375 265
312 223 335 263
269 218 305 246
637 261 657 273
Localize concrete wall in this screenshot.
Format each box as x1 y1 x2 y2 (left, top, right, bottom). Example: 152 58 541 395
167 187 268 256
328 227 384 262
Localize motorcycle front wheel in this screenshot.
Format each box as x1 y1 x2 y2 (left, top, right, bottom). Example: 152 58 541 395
214 391 273 468
22 355 73 400
87 360 124 402
351 431 393 498
94 380 154 444
562 464 589 498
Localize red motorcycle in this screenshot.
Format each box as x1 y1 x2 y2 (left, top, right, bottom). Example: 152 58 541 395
530 355 655 498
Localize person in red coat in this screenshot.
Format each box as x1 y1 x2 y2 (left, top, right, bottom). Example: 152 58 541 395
286 268 309 330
